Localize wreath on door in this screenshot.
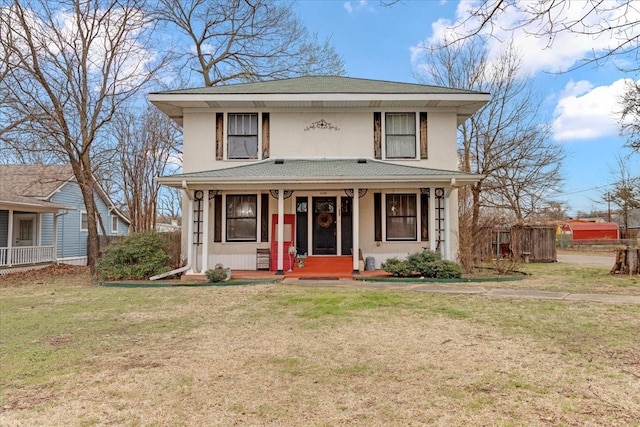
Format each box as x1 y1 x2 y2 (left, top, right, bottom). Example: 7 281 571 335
317 211 334 228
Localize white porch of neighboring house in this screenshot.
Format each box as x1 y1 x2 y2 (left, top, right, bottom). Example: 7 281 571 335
157 158 481 277
0 200 71 271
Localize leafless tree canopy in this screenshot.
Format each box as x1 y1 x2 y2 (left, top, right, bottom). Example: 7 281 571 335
608 155 640 233
153 0 345 86
620 79 640 153
417 38 564 267
0 0 164 271
448 0 640 73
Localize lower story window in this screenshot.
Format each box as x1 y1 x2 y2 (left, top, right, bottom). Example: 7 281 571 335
226 194 257 241
386 194 417 240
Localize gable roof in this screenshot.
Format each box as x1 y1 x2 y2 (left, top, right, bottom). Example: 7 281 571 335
0 165 129 223
157 158 483 190
0 165 74 211
149 76 490 126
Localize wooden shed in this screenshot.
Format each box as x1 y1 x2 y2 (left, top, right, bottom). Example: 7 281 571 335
560 221 620 240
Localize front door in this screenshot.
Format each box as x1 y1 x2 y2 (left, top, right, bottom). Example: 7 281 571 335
13 214 36 246
312 197 337 255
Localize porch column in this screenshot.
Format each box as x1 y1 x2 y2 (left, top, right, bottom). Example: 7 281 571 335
186 193 195 274
429 188 436 252
444 191 451 260
352 187 360 274
7 209 13 266
276 189 285 275
53 213 58 263
201 192 210 272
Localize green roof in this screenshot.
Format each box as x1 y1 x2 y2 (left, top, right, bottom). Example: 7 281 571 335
151 76 486 96
157 159 482 187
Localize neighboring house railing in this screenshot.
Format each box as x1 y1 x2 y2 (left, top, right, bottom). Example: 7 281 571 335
0 246 55 267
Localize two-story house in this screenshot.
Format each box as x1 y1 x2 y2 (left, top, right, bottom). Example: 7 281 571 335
150 76 489 278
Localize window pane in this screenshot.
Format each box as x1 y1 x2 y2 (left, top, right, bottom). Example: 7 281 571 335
81 212 88 230
386 194 417 240
226 195 257 241
385 113 416 158
228 113 258 159
228 136 258 159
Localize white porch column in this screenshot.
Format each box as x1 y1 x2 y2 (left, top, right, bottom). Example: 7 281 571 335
201 192 210 272
276 189 285 274
53 213 59 263
7 209 13 266
186 194 195 274
429 188 436 252
444 192 451 260
352 187 360 274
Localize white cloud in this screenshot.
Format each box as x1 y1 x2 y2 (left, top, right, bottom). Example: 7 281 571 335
552 78 631 142
343 1 375 15
414 0 640 76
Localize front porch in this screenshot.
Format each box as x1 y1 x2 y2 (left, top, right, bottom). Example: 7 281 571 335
182 255 392 281
0 245 56 268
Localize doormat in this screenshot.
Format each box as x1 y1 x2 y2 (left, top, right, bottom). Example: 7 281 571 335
298 277 340 280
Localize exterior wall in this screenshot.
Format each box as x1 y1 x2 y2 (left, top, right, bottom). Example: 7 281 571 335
193 187 452 271
47 181 129 259
181 108 460 172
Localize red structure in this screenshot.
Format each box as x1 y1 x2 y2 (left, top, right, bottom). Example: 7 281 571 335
561 221 620 240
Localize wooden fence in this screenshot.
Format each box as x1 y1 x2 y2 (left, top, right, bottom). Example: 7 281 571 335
482 225 557 262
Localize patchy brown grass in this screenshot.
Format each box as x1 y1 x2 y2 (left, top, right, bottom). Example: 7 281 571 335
0 267 639 426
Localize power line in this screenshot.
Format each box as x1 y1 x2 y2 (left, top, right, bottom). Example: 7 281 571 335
550 184 613 197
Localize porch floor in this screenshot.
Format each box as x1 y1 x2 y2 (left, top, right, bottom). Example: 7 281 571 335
182 256 391 282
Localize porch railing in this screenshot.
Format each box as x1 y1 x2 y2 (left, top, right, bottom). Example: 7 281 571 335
0 246 55 267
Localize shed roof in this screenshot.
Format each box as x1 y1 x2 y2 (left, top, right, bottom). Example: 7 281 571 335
564 222 620 231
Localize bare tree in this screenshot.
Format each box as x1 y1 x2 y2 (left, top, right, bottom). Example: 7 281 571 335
153 0 345 86
111 105 182 232
417 38 564 264
0 0 164 272
444 0 640 73
620 79 640 154
608 155 640 236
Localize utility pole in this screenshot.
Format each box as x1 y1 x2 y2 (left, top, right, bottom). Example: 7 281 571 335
606 192 611 222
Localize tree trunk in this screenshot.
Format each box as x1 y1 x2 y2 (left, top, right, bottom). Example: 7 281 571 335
610 247 640 275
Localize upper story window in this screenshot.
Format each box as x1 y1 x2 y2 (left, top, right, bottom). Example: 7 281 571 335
385 113 416 159
228 113 258 159
111 215 118 234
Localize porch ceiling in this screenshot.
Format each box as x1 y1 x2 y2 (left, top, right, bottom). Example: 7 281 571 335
156 158 483 190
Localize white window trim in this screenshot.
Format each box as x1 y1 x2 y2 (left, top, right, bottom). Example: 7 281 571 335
224 112 262 161
111 214 119 234
384 192 418 242
382 112 419 160
80 211 88 232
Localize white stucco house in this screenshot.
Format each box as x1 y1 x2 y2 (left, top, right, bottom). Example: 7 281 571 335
150 76 489 277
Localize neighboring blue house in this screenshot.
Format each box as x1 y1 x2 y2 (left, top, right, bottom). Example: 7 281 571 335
0 165 129 269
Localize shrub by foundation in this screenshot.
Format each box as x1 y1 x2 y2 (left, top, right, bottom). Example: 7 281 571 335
97 231 171 280
382 250 463 279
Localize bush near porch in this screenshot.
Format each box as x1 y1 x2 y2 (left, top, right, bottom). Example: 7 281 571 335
381 250 463 279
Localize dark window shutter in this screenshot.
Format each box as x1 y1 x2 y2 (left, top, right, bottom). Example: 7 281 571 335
262 113 270 159
215 113 224 160
213 194 222 242
420 112 428 159
421 192 429 241
261 193 269 242
373 112 382 159
374 192 382 241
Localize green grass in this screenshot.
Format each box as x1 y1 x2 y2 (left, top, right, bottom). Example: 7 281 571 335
1 275 639 425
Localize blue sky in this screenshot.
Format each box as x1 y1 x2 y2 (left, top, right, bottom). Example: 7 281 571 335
294 0 639 217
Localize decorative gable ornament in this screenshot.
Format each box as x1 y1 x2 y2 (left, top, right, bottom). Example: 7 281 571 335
304 119 339 131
